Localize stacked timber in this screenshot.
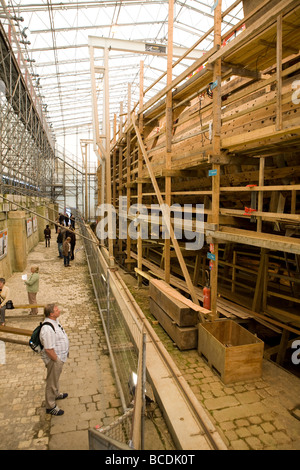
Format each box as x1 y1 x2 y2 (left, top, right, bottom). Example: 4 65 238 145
149 279 199 350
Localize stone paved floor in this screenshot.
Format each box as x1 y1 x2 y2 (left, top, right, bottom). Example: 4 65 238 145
128 283 300 451
0 232 174 450
1 231 300 450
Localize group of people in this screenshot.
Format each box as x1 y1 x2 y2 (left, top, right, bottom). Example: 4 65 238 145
43 212 77 267
56 226 76 267
57 212 75 231
1 213 74 416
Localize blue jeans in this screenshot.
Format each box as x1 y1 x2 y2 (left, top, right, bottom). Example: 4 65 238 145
0 306 5 324
58 242 63 258
64 254 70 266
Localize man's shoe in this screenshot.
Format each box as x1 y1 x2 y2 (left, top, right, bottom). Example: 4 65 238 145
56 393 68 400
46 406 64 416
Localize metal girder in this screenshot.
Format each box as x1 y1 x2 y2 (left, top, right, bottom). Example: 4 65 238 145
0 21 55 199
88 35 205 60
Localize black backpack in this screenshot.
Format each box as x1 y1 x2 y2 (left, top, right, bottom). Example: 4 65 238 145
29 322 55 353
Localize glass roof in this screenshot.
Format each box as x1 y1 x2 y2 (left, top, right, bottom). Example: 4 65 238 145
1 0 244 156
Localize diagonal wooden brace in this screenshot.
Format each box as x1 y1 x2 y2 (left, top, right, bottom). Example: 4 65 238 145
131 112 205 322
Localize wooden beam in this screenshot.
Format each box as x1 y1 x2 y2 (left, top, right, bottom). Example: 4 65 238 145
207 227 300 255
104 47 114 265
0 325 32 336
126 84 132 270
165 0 174 284
210 0 222 319
276 13 282 131
208 0 298 65
137 61 144 287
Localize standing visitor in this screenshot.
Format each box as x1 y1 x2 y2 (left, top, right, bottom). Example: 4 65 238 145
0 278 10 326
56 228 63 258
62 237 72 267
24 266 39 315
40 303 69 416
44 225 51 247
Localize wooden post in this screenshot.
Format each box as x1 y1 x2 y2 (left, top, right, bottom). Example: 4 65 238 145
137 61 144 287
104 47 114 265
276 329 289 365
126 83 132 270
252 248 266 312
113 113 117 145
118 102 124 257
276 13 282 131
257 157 265 232
118 144 124 258
210 0 222 319
165 0 174 284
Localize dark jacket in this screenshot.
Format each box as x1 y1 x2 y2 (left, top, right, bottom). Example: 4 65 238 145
44 227 51 239
57 231 63 243
66 229 76 248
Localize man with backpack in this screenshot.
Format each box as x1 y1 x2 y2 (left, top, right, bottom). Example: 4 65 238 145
40 303 69 416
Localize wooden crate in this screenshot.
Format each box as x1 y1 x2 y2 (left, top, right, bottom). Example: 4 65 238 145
150 299 198 350
198 320 264 384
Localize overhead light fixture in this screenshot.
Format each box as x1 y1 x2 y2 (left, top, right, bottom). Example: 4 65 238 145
21 27 28 38
19 39 31 45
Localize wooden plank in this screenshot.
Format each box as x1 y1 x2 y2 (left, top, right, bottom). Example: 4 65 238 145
150 298 198 350
149 279 198 327
208 0 298 66
207 227 300 255
0 337 29 346
0 325 32 336
104 47 114 264
222 124 300 150
8 304 45 309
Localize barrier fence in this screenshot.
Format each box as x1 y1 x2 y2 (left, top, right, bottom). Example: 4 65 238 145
80 220 146 449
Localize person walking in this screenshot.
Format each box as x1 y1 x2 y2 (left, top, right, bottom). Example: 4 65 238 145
0 278 10 326
40 303 69 416
59 213 65 227
56 228 63 258
62 237 72 267
66 227 76 261
64 212 69 227
24 266 39 315
70 213 75 229
44 225 51 247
